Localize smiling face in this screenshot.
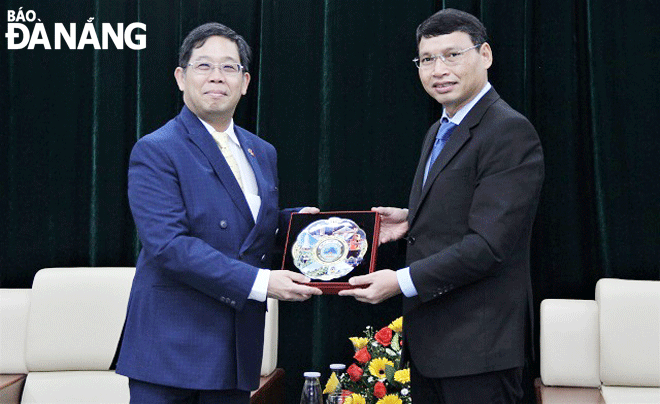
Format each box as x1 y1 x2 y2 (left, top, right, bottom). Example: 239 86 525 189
174 35 250 131
418 31 492 117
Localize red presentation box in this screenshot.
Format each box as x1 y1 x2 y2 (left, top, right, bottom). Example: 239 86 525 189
281 211 381 294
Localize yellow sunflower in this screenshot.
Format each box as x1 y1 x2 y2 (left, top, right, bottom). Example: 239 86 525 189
388 317 403 333
349 337 369 350
369 357 394 379
322 371 339 394
376 394 403 404
394 368 410 384
344 393 366 404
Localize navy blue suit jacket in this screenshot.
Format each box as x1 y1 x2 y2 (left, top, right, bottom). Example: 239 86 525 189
116 106 280 391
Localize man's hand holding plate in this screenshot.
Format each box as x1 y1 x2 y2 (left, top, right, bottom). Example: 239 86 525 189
371 207 409 245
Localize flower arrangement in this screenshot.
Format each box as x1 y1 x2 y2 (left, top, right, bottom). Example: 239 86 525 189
324 317 411 404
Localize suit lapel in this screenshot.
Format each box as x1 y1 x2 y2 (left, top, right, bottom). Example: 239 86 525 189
408 88 500 226
234 126 266 219
419 125 471 200
179 107 254 225
408 120 441 221
234 126 273 254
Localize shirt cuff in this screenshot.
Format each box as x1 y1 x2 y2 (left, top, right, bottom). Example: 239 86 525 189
396 267 418 297
248 268 270 302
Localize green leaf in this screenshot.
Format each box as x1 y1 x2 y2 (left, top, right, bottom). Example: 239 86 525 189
392 332 400 348
385 364 396 383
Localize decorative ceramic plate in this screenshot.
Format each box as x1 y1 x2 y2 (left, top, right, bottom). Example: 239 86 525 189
291 217 368 280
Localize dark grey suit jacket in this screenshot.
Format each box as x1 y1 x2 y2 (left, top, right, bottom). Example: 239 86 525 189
403 88 544 378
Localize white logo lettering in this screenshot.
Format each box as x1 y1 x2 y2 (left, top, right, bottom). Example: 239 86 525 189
78 22 101 49
125 22 146 50
102 23 123 49
6 10 147 50
27 23 50 49
5 23 29 49
54 23 75 49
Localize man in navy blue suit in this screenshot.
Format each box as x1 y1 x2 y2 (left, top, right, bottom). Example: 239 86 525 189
116 23 322 404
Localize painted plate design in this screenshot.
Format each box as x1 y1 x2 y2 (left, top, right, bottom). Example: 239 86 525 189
291 217 368 280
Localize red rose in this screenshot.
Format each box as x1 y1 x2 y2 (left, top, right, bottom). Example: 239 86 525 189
373 381 387 398
354 347 371 363
347 363 363 381
375 327 393 346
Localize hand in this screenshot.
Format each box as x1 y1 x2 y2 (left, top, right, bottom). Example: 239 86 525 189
371 207 409 245
267 270 323 301
299 206 320 214
338 270 401 304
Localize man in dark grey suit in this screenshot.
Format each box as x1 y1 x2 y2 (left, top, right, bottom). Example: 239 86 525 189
340 9 544 404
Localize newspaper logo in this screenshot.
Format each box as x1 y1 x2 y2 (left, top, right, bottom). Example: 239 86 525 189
6 8 146 50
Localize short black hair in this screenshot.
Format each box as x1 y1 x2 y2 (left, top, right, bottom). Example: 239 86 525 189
416 9 487 50
178 22 252 72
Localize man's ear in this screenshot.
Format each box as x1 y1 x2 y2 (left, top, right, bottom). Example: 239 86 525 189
480 42 493 70
174 67 186 91
241 72 251 96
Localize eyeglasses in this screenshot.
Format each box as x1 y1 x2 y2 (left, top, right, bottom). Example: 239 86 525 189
187 61 245 75
413 43 483 68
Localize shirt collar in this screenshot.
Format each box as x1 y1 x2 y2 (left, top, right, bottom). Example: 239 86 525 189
443 82 492 125
199 118 241 148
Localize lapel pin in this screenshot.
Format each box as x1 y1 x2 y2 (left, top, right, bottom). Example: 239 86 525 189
248 148 255 157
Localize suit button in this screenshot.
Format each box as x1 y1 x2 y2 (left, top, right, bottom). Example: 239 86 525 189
219 220 228 229
407 236 416 245
275 228 279 235
261 254 267 262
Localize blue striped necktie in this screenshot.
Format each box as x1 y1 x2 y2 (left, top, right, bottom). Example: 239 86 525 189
424 118 457 184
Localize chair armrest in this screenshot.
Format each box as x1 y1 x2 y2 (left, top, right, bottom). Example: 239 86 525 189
596 278 660 387
251 368 284 404
540 299 600 387
260 298 278 376
0 374 27 404
0 289 30 374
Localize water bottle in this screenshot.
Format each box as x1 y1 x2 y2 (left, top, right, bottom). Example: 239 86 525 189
326 363 346 404
300 371 323 404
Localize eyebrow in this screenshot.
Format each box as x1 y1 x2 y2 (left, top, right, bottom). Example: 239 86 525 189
192 55 239 63
420 46 465 56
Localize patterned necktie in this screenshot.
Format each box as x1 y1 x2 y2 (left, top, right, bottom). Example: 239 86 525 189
215 131 244 190
424 118 457 184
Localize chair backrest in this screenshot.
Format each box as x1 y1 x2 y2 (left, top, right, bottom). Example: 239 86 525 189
0 289 31 374
25 268 135 372
596 278 660 387
14 266 279 377
540 299 601 387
